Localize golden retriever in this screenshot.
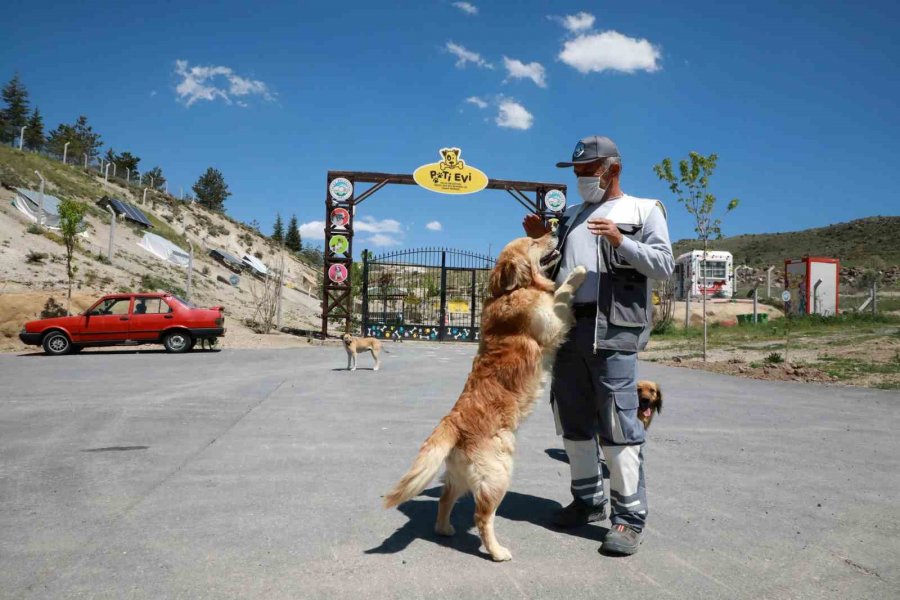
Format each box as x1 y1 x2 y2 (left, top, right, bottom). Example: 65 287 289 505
383 233 585 561
342 334 383 371
636 380 663 429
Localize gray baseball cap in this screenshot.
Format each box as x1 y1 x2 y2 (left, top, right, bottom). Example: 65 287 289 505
556 135 620 167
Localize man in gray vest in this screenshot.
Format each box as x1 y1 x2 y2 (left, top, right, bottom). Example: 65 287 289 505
523 136 674 555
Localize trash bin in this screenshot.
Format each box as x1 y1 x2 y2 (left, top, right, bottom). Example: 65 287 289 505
737 313 768 325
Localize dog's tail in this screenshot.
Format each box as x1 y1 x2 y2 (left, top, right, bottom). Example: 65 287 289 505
383 418 458 509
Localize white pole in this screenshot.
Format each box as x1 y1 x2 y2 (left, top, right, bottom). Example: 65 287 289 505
136 170 141 187
276 239 286 329
105 205 116 262
126 167 131 184
63 141 70 165
149 176 155 189
83 153 88 169
104 162 110 181
18 126 26 150
142 187 148 204
34 170 45 228
164 181 168 194
180 186 184 200
766 266 775 298
186 239 194 301
112 162 117 177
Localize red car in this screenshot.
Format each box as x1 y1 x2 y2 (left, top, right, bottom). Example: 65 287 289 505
19 293 225 355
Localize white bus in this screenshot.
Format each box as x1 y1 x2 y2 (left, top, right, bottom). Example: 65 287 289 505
673 250 734 299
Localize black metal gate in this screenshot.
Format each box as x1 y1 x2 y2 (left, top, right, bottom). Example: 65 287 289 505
361 248 495 342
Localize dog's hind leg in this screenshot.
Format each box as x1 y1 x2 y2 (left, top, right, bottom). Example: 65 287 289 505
435 477 464 536
371 348 380 371
473 444 514 562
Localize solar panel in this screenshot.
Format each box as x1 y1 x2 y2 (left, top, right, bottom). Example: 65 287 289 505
107 198 153 228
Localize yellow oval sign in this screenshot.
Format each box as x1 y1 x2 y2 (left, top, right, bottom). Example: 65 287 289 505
413 147 489 195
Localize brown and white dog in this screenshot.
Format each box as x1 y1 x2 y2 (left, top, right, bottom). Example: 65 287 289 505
342 333 382 371
383 233 585 562
636 380 663 430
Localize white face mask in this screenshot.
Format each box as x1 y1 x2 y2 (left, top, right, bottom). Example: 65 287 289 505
577 171 609 204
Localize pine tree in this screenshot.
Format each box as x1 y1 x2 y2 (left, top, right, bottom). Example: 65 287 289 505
1 73 29 142
143 166 165 190
285 215 301 252
24 107 44 150
192 167 231 211
47 115 102 160
272 213 284 243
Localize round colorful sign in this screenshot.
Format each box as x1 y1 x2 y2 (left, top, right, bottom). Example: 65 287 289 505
328 263 348 284
329 177 353 202
330 207 350 228
329 235 349 255
781 290 791 302
545 189 566 212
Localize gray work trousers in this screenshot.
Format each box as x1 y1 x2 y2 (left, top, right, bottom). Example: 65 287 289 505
551 316 648 530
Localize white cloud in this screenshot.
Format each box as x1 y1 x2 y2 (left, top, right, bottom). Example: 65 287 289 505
502 57 547 88
558 31 661 74
366 234 402 247
550 12 596 33
452 1 478 15
150 90 157 97
465 96 488 109
495 99 533 130
445 42 493 69
426 221 442 231
355 216 402 234
174 59 275 107
298 220 326 240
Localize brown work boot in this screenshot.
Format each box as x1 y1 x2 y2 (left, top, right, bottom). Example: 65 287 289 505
552 499 607 528
600 523 643 555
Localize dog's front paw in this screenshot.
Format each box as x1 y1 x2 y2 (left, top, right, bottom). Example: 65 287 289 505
566 265 587 288
435 523 456 537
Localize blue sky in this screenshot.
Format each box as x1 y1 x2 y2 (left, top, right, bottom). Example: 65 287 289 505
4 0 899 257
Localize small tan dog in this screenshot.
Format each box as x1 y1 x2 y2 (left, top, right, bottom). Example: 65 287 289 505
636 380 663 430
383 233 585 562
342 333 382 371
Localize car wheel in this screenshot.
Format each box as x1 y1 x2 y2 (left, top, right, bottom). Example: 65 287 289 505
163 330 192 353
42 331 72 356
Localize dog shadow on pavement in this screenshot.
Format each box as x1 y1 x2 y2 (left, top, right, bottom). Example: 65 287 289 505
365 485 609 560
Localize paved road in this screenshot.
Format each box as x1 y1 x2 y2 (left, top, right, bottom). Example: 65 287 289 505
1 344 897 599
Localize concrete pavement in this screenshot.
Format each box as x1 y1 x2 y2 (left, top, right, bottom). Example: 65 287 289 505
1 343 898 599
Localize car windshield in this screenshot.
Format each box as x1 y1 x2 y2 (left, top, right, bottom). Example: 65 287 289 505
169 295 196 309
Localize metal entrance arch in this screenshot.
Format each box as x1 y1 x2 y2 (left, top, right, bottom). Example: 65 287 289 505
322 169 567 338
361 248 495 342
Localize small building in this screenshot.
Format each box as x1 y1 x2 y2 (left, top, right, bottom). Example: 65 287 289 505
673 250 734 300
784 257 839 316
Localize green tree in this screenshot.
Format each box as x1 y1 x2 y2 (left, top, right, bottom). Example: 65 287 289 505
24 107 44 150
285 214 301 252
57 199 88 314
1 73 29 142
115 151 141 175
654 152 739 361
272 213 284 243
142 166 165 190
192 167 231 211
47 115 102 160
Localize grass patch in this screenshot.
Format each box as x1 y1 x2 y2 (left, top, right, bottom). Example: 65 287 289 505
816 354 900 381
0 145 105 201
139 274 185 297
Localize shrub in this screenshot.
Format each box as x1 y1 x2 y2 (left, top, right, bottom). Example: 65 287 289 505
26 223 43 235
26 250 48 264
764 352 784 364
40 297 67 318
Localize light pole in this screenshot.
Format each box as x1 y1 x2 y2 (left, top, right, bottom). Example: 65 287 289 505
63 141 70 165
18 126 26 150
34 170 46 228
105 205 116 262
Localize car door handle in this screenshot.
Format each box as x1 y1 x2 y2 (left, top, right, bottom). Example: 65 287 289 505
120 317 129 321
164 315 174 319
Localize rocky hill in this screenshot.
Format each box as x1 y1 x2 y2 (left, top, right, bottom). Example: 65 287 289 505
0 145 323 350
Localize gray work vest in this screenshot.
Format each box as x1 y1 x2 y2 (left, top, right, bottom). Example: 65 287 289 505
553 197 662 353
